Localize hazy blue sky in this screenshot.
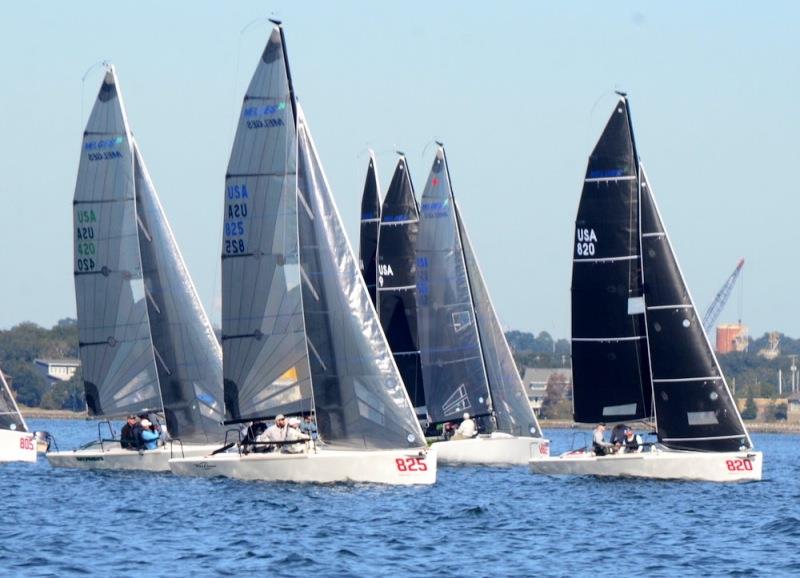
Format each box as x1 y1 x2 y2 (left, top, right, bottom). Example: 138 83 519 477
1 2 797 339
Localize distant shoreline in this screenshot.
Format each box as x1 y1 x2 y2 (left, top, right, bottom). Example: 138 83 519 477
19 409 800 434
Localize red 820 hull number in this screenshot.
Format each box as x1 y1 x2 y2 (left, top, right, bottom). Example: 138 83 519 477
725 459 753 472
19 437 34 451
395 457 428 472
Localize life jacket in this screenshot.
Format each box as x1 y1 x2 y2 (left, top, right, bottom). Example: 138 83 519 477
623 435 641 451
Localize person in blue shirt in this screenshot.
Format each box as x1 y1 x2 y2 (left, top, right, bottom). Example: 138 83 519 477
139 419 161 450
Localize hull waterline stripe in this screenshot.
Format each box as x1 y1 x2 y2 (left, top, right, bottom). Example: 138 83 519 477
653 376 722 383
574 255 638 264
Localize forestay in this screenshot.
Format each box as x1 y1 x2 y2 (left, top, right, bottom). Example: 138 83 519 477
571 99 652 423
0 370 27 433
639 168 751 452
134 147 225 443
221 28 313 422
73 69 162 418
359 154 381 307
377 158 426 411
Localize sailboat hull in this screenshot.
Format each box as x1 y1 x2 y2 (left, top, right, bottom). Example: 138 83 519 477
529 446 762 482
46 441 221 472
0 429 37 463
432 435 549 466
169 447 438 485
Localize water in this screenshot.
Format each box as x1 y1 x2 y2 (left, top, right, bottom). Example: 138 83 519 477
2 419 798 577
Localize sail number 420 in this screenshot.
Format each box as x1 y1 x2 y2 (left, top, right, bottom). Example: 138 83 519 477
725 459 753 472
395 457 427 472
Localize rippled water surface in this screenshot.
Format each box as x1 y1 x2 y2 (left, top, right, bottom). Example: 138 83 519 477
2 419 798 577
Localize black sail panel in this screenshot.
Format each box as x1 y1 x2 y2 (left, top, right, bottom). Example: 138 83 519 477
377 158 425 411
416 149 492 425
640 169 751 451
358 155 381 307
571 99 652 423
134 146 225 443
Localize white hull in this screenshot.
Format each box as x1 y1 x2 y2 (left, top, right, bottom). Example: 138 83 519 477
0 429 37 463
169 447 437 485
432 435 549 466
530 446 762 482
46 441 221 472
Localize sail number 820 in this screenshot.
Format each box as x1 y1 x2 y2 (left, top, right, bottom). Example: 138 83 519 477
395 457 427 472
576 242 595 256
725 459 753 472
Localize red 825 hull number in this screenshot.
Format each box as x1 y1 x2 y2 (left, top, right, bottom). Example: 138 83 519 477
395 457 428 472
725 459 753 472
19 437 34 451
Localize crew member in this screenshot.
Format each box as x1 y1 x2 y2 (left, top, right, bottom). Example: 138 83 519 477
139 419 160 450
621 427 644 453
283 417 310 454
120 415 139 450
592 423 615 456
257 414 287 452
453 412 477 440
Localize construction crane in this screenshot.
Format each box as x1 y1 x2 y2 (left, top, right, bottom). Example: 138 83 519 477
702 258 745 334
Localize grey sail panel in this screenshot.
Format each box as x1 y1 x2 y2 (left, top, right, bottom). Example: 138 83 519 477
359 156 381 307
571 98 652 423
377 158 425 410
221 28 313 421
457 207 542 437
640 169 751 451
416 150 492 425
133 145 225 443
297 108 425 450
0 370 27 432
73 69 161 418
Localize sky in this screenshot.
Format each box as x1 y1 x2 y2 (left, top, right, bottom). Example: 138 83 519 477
0 1 797 339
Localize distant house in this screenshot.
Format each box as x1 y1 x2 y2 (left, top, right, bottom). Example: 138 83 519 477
522 367 573 410
34 358 81 385
788 393 800 423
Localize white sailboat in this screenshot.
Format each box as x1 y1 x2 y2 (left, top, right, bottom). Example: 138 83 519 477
47 67 226 472
0 369 36 463
168 23 436 485
530 96 762 482
416 145 548 466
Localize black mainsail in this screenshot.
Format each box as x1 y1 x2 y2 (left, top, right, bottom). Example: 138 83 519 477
377 156 426 413
358 154 381 307
572 96 751 452
417 146 542 436
221 24 425 450
74 68 225 443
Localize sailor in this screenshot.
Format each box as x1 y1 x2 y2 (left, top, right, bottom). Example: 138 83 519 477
139 419 160 450
621 427 644 453
301 415 318 440
453 412 477 440
120 415 139 450
257 414 287 452
609 423 627 448
283 417 310 454
592 423 614 456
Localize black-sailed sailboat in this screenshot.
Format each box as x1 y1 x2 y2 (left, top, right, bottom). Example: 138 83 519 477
530 96 761 481
377 155 426 417
358 153 381 307
168 23 435 485
417 145 548 465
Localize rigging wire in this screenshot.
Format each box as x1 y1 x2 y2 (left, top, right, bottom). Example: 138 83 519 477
79 60 110 131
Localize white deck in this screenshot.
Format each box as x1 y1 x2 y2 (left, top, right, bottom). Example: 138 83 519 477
431 434 549 466
46 440 221 472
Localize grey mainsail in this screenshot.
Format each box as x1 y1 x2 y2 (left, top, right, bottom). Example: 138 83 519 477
0 370 27 433
418 146 542 436
222 23 425 450
134 146 225 443
74 69 162 418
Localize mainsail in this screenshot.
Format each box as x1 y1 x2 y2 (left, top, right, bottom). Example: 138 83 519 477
571 98 652 423
74 69 162 418
418 147 541 436
0 370 27 433
377 157 426 412
358 154 381 307
222 24 425 450
74 68 225 442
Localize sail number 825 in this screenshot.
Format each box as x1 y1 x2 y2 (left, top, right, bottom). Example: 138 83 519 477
395 457 427 472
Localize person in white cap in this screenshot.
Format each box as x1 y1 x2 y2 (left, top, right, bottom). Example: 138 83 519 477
257 414 287 452
453 412 477 440
283 417 310 454
139 419 160 450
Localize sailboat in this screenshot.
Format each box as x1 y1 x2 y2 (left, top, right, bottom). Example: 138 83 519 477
47 67 227 471
168 23 435 485
359 153 381 307
377 155 427 419
0 369 36 463
417 145 548 465
530 96 762 481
